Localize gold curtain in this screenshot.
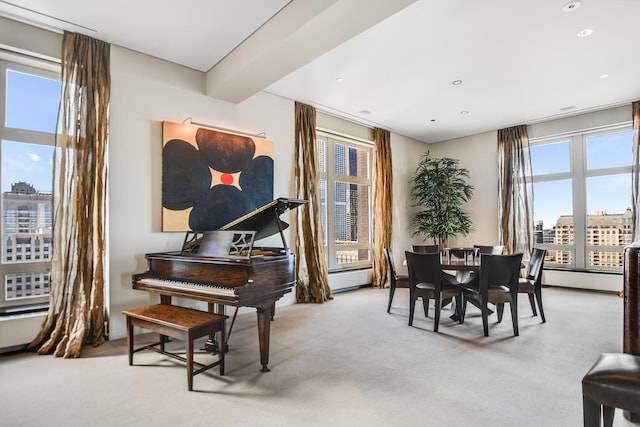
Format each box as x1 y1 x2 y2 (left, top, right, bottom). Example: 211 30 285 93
293 102 331 303
29 32 110 358
371 128 393 288
497 125 533 256
632 101 640 240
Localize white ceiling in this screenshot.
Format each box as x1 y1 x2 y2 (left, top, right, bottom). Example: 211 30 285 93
2 0 640 144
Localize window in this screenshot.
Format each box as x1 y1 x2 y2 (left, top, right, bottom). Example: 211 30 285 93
530 127 632 272
0 57 60 312
316 131 372 271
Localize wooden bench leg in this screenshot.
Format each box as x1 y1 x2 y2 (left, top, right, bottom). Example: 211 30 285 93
126 316 133 366
187 334 194 392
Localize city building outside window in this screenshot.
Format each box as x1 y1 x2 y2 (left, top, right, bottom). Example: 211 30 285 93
316 131 372 271
530 126 632 272
0 57 59 313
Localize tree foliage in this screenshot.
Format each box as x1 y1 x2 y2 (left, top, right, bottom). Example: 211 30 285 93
410 152 474 247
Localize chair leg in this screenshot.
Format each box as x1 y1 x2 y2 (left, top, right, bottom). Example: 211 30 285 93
536 289 546 323
528 293 537 316
602 405 614 427
409 291 415 327
496 303 504 323
387 281 396 313
510 300 519 336
422 297 430 318
433 294 441 332
481 302 489 337
583 395 601 427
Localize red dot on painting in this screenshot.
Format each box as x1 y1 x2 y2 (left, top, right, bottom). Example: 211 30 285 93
220 173 233 185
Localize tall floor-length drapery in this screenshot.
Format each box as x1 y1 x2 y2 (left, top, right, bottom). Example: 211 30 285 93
497 125 533 257
29 32 110 358
371 128 393 288
632 101 640 240
293 102 331 303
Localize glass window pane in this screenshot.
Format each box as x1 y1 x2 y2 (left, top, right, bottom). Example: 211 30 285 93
333 181 370 264
6 70 61 133
586 174 632 221
585 174 633 269
1 141 54 264
587 250 623 269
586 131 632 170
530 141 571 175
319 178 327 246
5 272 50 300
316 137 326 173
335 143 369 179
534 179 573 267
533 179 572 238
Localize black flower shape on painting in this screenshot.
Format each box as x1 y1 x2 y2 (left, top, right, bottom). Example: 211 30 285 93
162 125 274 231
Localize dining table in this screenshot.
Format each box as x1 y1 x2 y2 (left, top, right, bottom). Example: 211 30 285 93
440 248 481 320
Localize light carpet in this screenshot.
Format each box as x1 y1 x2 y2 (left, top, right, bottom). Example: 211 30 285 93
0 286 636 427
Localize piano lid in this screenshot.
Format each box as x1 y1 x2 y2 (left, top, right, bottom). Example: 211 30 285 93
218 197 307 242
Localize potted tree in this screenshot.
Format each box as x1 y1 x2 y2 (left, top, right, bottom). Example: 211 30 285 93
410 152 474 250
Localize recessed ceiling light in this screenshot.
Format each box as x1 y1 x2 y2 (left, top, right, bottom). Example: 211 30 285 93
577 28 593 38
600 74 609 79
562 1 581 12
336 77 344 83
430 119 436 122
460 111 469 115
452 80 463 85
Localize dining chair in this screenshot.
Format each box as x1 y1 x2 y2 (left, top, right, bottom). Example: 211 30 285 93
405 251 462 332
411 244 439 253
461 253 523 337
384 247 409 313
518 248 547 322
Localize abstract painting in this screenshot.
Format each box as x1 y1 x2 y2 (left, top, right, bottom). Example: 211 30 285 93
162 121 274 231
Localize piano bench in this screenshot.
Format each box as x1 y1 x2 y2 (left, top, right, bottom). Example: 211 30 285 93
122 304 227 391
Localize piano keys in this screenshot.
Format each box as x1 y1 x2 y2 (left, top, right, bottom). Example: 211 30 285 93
132 198 307 372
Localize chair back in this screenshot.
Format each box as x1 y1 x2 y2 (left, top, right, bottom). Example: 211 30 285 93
384 247 398 280
526 248 547 282
411 244 439 253
474 245 504 255
405 251 441 289
479 253 523 296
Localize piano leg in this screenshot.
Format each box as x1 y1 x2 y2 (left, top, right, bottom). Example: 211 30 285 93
256 305 272 372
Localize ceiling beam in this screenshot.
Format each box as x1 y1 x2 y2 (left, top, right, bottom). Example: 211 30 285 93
205 0 418 104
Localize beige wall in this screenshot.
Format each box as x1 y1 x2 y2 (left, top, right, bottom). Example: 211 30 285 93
428 131 500 248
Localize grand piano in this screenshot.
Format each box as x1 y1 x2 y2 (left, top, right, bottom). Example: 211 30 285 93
131 198 307 372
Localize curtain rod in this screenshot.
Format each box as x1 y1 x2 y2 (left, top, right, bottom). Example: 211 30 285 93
183 117 266 139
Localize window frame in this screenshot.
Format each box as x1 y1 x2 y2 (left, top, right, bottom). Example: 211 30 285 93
0 55 59 312
529 124 632 273
316 129 373 272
